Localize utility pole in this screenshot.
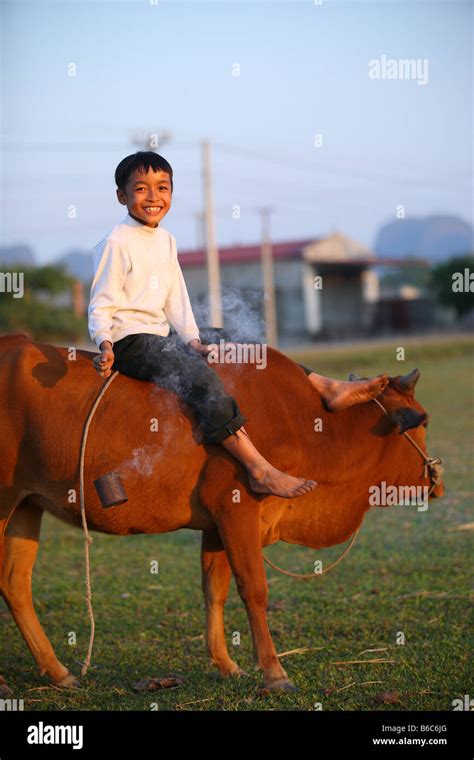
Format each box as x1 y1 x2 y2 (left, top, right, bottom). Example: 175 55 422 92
201 140 223 328
259 206 278 347
195 210 206 250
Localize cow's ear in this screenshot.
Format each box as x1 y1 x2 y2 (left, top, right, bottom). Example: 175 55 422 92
389 407 427 433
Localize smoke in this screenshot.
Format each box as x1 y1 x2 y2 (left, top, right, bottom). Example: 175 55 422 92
118 386 177 476
193 285 266 344
120 444 162 477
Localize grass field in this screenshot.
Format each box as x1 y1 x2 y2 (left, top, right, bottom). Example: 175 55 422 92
1 335 473 711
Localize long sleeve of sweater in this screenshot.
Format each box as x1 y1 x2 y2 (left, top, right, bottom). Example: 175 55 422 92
88 237 131 349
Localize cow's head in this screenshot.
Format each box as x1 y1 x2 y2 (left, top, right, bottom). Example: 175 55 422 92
386 369 428 432
351 368 444 498
383 368 444 498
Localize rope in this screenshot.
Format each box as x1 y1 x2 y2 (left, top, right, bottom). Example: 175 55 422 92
263 528 359 579
79 370 120 677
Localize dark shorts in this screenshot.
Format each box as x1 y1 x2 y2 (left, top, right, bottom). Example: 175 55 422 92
111 332 247 444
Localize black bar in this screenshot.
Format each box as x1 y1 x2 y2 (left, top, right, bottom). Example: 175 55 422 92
0 710 472 757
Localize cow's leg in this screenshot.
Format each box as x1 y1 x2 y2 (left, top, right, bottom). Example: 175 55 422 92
0 487 27 696
201 528 249 679
0 496 79 688
217 507 297 692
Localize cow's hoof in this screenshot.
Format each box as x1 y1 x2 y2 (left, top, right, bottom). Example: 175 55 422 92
54 672 81 690
218 662 250 679
259 678 299 694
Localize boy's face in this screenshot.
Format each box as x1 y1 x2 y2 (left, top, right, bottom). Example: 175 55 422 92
117 167 172 227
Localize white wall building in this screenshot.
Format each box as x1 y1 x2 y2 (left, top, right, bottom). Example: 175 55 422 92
179 232 383 344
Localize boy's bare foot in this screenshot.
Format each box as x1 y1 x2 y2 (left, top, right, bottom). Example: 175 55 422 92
219 426 317 499
248 464 317 498
307 372 389 412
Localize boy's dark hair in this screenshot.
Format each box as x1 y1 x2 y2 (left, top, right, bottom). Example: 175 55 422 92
115 151 173 193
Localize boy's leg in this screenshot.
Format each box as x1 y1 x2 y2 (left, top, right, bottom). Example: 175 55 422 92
219 426 316 497
296 363 388 412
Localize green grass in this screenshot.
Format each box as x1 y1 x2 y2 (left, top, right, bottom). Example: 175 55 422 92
1 335 473 711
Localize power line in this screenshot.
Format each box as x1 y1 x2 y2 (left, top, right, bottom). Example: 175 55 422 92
213 141 472 189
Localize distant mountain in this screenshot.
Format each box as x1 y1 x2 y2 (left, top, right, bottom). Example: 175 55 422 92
57 251 93 282
374 215 473 262
0 244 36 266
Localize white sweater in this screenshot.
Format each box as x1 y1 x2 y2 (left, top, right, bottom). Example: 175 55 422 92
88 212 201 350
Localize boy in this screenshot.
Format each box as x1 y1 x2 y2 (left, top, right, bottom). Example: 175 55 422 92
88 151 387 500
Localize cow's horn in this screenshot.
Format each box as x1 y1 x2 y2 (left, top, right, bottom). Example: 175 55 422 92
399 368 420 392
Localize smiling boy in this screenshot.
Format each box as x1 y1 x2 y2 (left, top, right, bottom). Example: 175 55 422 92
88 151 387 500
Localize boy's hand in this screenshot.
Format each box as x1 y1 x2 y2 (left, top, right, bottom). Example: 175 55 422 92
93 344 115 378
188 338 239 362
187 339 213 356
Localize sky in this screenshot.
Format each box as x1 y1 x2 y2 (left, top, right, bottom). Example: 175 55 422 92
1 0 472 265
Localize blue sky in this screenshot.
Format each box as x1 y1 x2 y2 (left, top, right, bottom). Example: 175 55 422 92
1 0 472 264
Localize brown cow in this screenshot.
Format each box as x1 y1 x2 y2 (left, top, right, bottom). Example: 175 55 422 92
0 333 443 692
